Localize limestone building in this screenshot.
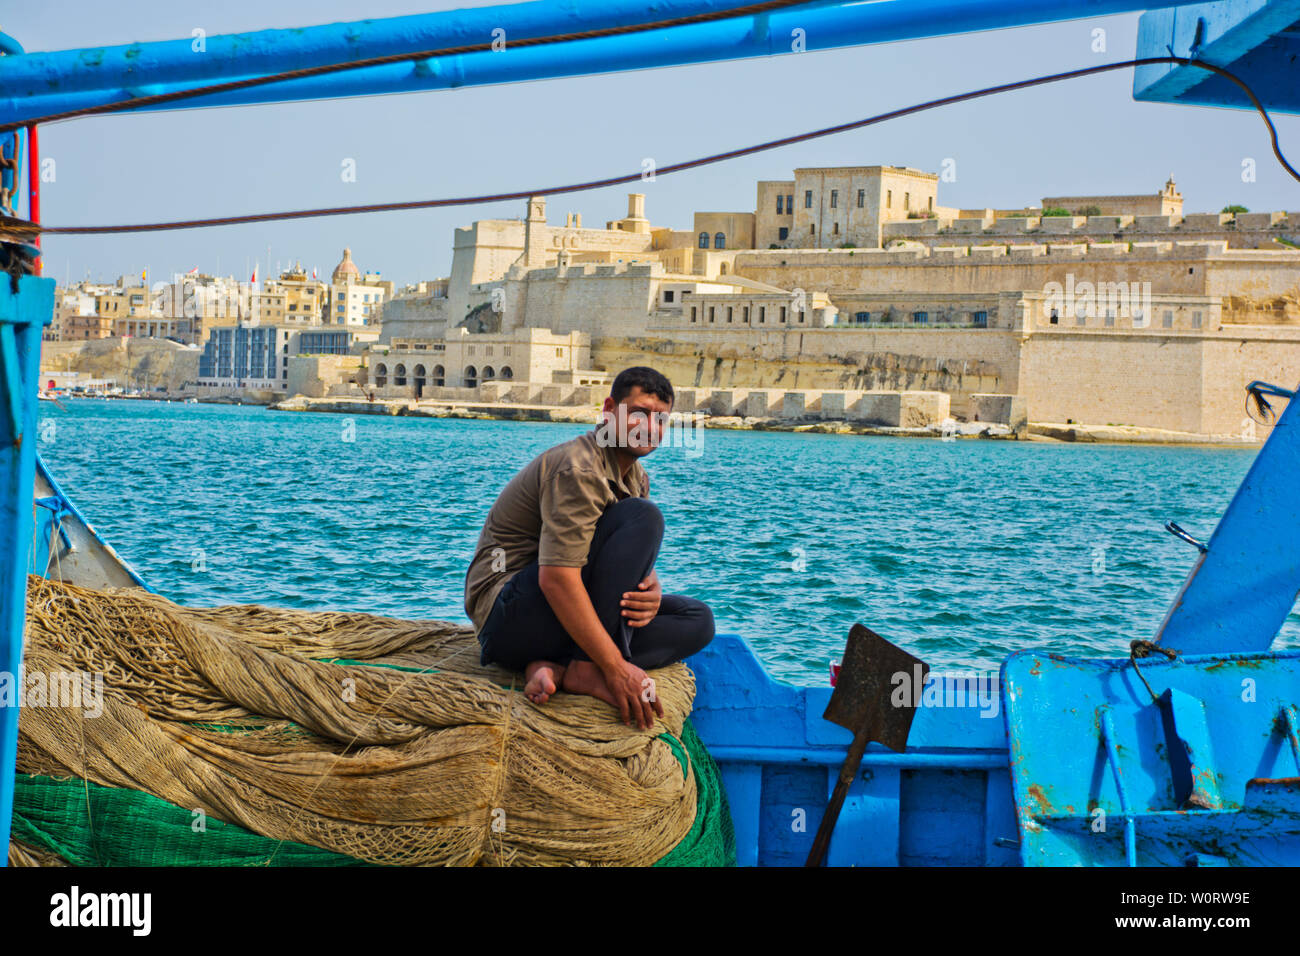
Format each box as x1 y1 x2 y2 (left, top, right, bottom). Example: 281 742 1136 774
371 171 1300 438
364 327 596 399
756 166 941 250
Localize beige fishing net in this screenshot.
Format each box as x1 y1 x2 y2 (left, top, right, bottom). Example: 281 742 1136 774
13 575 700 866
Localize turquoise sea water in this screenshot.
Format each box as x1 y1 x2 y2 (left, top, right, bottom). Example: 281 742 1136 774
35 399 1300 684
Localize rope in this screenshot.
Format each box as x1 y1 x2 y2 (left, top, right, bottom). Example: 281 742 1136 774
486 677 518 867
10 56 1294 238
1129 639 1178 703
0 0 821 136
1243 380 1296 427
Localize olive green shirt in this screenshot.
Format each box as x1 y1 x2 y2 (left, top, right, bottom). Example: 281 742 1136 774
463 428 650 634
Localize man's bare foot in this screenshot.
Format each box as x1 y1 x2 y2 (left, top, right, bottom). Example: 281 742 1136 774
524 660 565 704
561 660 619 709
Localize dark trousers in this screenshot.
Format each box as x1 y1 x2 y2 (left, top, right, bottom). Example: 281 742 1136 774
477 497 715 671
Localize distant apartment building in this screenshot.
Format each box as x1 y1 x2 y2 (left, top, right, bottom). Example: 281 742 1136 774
327 248 387 328
51 286 107 341
264 262 328 325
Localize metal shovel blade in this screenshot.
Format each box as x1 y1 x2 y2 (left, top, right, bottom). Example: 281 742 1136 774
823 623 928 753
807 624 929 866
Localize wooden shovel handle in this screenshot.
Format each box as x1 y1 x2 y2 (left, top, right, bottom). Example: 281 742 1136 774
805 728 871 867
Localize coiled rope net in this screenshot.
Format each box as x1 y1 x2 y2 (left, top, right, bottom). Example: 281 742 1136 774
9 576 729 866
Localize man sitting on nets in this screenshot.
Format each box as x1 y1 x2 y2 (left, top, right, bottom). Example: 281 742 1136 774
464 366 715 730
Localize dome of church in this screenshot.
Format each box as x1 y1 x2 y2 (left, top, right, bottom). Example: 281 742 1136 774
332 247 360 282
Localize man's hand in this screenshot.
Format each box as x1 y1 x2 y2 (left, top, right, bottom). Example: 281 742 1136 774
621 570 661 628
602 658 664 730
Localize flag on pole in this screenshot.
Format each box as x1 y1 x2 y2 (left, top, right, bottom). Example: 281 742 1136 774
312 267 318 280
251 265 258 284
140 268 147 284
187 267 199 275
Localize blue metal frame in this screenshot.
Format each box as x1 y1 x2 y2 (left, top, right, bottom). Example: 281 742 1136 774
1154 380 1300 655
0 275 55 866
1135 0 1300 114
1003 646 1300 866
0 0 1197 123
3 0 1298 867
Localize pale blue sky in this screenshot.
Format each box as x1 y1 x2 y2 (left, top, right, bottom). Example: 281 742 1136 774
7 1 1298 287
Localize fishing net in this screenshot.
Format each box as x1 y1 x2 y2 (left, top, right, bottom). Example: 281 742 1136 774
8 576 735 867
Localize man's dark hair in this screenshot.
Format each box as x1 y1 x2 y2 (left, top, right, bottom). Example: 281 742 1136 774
610 366 674 406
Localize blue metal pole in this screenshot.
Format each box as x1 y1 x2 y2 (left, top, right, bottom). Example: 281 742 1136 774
1098 707 1138 867
0 1 841 97
0 0 1198 123
0 273 55 867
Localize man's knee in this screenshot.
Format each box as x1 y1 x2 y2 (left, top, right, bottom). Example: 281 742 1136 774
682 598 715 658
605 495 664 532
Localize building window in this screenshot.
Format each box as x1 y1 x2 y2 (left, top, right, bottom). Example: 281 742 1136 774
857 189 865 209
395 364 407 386
698 232 709 248
780 307 787 323
887 190 892 208
482 366 495 381
374 363 388 387
664 290 674 303
691 306 697 322
776 195 784 215
743 306 750 322
904 192 910 210
433 364 445 386
500 366 512 380
778 227 789 240
727 307 733 323
759 307 766 323
709 307 715 323
928 197 934 211
1192 311 1203 328
913 311 928 324
555 347 564 357
798 311 805 323
785 194 793 213
972 311 988 327
833 222 839 235
714 233 726 249
1163 310 1173 328
810 224 816 235
1105 311 1116 327
830 190 838 208
1049 309 1059 325
464 365 477 387
805 190 813 208
854 312 869 323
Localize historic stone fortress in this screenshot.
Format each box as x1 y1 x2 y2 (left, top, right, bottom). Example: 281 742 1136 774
362 164 1300 438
